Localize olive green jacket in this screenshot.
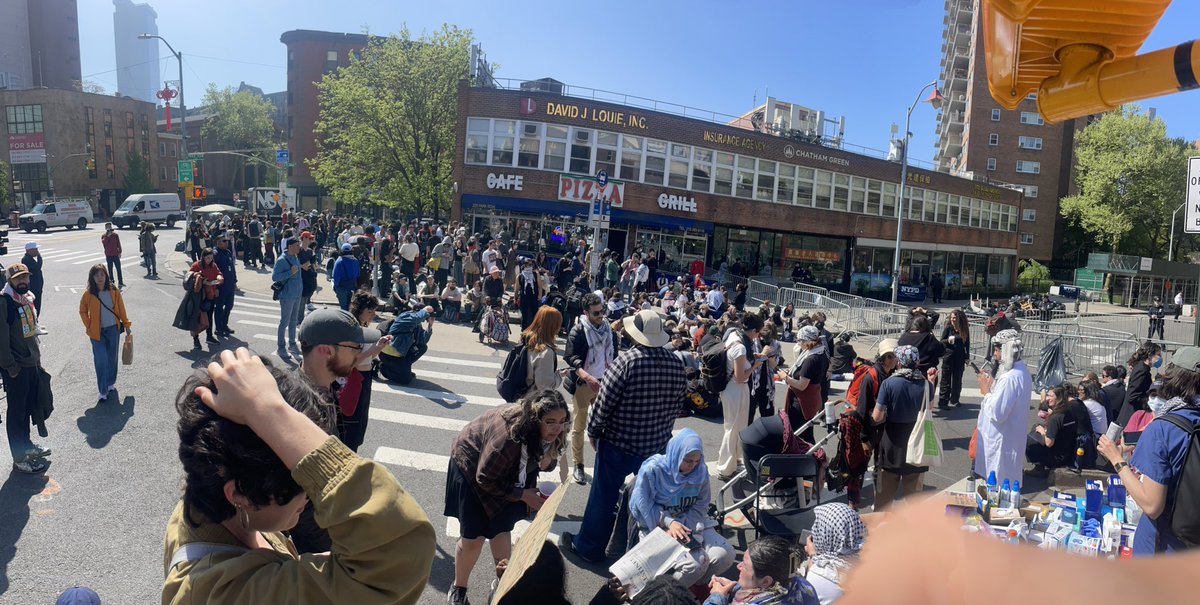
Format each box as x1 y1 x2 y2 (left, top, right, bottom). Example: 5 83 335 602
162 437 435 604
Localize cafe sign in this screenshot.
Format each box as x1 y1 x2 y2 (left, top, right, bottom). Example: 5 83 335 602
558 174 625 207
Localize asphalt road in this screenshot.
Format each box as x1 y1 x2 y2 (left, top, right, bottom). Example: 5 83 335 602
0 224 1022 604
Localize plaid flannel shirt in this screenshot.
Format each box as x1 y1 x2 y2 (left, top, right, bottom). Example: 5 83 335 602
450 407 537 518
587 344 687 457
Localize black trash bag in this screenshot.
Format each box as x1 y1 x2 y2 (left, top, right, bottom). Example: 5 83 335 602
1033 336 1066 391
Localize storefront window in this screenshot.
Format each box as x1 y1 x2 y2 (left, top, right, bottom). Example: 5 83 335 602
945 252 962 293
960 253 976 287
692 148 713 193
620 135 642 180
756 160 776 202
637 227 708 276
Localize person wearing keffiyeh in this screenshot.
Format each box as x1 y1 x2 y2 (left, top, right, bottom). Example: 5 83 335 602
802 503 867 604
0 263 51 474
561 292 618 485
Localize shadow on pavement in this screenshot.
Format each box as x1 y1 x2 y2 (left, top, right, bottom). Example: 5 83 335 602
0 472 50 594
76 393 135 449
425 542 455 597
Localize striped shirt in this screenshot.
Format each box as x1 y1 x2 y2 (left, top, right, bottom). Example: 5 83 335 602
587 344 687 457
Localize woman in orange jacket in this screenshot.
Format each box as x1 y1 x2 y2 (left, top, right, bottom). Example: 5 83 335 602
79 264 131 403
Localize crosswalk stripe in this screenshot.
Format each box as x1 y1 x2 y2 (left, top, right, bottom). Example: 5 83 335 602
231 309 284 320
45 251 96 261
234 319 279 328
71 254 109 265
419 355 502 370
370 382 506 408
35 249 83 259
368 408 468 432
409 369 495 385
121 258 144 268
233 300 280 311
236 295 277 305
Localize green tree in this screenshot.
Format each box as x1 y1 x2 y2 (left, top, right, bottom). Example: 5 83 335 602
122 152 153 195
311 25 472 220
1059 106 1197 258
200 85 276 191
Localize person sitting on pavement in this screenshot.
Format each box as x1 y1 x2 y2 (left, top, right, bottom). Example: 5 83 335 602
444 389 569 605
629 428 735 590
1026 383 1096 476
377 305 435 385
800 503 867 604
705 536 820 605
163 348 434 604
440 277 463 323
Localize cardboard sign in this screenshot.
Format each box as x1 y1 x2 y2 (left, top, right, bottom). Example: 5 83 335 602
490 482 570 603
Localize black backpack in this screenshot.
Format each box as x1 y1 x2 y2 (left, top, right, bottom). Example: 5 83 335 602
496 343 531 403
699 332 730 395
1156 413 1200 550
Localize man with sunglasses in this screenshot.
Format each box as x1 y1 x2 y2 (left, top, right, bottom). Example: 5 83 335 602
562 293 619 485
291 308 390 554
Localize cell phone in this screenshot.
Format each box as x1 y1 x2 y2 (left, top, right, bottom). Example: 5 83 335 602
969 360 981 373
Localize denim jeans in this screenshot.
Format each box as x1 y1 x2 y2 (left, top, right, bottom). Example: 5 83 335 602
572 440 648 561
106 255 124 286
91 324 120 395
278 297 302 350
335 287 353 311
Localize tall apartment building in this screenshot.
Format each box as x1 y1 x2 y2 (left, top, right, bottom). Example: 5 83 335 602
279 29 369 208
0 0 82 91
113 0 160 104
934 0 1080 265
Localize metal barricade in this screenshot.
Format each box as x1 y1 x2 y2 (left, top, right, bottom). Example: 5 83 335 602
747 279 779 305
963 314 1141 378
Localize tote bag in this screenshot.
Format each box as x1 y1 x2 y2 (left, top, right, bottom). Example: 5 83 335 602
906 380 943 467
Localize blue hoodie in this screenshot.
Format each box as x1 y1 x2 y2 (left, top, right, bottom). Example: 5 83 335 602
630 428 710 531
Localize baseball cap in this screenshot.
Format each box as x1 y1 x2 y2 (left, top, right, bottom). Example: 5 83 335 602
340 243 352 253
6 263 30 279
299 309 381 348
24 241 38 251
56 587 101 605
300 230 313 239
1170 346 1200 371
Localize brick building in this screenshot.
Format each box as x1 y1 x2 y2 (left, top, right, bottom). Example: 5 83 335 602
453 82 1024 297
2 88 163 216
280 29 369 208
934 0 1082 265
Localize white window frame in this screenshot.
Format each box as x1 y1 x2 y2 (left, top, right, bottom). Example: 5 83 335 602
1020 111 1044 126
988 133 999 146
1022 185 1039 198
1016 160 1041 174
1020 233 1035 245
990 108 1001 121
1023 209 1037 221
986 157 997 171
1018 136 1043 150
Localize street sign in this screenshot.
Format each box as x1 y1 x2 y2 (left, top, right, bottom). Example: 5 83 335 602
596 170 608 188
188 153 203 161
1187 157 1200 233
276 149 290 166
177 160 194 185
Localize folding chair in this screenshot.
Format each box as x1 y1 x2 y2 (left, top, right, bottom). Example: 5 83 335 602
748 454 821 541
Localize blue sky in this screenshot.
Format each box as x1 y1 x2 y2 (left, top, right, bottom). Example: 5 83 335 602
79 0 1200 164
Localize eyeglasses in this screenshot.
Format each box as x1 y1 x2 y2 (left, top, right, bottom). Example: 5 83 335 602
333 343 364 351
588 309 605 317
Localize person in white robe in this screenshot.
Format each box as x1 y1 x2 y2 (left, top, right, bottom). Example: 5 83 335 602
974 329 1031 487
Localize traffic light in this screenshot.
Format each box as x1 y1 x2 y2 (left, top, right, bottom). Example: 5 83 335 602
85 157 95 172
193 186 207 200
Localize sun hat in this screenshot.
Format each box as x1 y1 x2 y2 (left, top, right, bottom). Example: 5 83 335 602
622 309 670 348
877 338 899 356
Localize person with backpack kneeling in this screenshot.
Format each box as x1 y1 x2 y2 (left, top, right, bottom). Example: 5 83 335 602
377 305 435 385
1098 346 1200 555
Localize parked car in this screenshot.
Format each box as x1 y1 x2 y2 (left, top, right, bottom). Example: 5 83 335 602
111 193 186 228
19 199 94 233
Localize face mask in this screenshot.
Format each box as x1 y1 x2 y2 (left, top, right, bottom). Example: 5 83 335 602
1153 357 1164 368
1148 396 1167 414
12 284 29 295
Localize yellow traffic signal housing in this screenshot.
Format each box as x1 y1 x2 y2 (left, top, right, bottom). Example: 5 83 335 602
982 0 1194 122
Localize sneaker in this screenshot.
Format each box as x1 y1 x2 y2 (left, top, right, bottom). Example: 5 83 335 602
446 585 470 605
277 349 292 361
26 444 51 458
36 326 48 335
572 465 588 485
288 343 302 355
12 457 49 474
559 531 601 564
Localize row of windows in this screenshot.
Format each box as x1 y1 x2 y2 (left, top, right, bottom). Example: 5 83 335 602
989 108 1044 126
465 117 1019 233
4 105 42 134
985 158 1041 175
986 133 1043 149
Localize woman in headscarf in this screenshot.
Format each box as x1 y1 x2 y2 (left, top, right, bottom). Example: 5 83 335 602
630 428 735 589
870 344 933 510
801 503 867 604
778 325 829 445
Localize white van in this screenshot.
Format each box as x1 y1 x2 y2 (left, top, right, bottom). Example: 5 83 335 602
19 199 94 233
112 193 186 229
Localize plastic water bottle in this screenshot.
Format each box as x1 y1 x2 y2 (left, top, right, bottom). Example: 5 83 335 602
1010 480 1021 508
986 471 999 507
1000 479 1011 508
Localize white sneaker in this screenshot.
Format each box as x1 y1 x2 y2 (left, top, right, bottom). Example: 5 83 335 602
36 326 47 335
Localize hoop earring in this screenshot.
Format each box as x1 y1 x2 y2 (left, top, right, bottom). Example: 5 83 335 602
236 504 250 531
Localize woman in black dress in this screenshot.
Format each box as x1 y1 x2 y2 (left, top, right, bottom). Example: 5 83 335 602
938 309 971 409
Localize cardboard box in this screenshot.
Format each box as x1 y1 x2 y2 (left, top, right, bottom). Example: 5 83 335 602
1067 533 1102 557
1041 521 1074 550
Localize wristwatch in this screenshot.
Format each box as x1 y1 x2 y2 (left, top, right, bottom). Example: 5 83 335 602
1113 461 1129 473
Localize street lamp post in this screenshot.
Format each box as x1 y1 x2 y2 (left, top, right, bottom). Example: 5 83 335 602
1169 201 1186 262
138 33 188 221
890 81 944 305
